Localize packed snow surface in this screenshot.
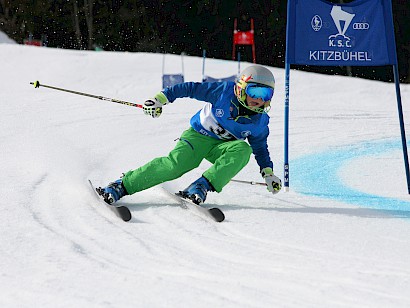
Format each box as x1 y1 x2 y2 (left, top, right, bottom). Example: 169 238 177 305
0 30 16 44
1 43 410 307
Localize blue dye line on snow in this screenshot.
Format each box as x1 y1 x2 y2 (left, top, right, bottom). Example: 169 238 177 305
291 139 410 217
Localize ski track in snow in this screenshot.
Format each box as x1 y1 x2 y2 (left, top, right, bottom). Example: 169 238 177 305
1 43 410 307
293 139 410 214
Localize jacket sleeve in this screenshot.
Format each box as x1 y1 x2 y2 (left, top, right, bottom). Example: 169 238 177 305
247 125 274 171
161 82 229 104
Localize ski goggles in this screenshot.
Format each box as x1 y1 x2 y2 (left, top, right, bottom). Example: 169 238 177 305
245 83 274 102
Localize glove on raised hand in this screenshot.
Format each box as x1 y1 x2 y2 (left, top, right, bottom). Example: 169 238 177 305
143 92 169 118
261 167 282 194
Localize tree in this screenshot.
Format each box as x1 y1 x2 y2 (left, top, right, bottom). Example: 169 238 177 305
393 0 410 82
83 0 93 49
0 0 26 42
72 0 83 49
0 0 408 82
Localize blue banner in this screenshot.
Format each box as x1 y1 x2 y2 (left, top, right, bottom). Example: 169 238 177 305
286 0 397 66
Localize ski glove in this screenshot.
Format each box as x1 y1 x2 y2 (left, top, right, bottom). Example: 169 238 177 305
143 92 169 118
261 167 282 194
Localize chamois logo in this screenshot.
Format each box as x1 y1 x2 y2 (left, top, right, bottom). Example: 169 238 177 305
311 15 322 32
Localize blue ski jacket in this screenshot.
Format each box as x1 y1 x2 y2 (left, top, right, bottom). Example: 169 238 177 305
162 81 274 170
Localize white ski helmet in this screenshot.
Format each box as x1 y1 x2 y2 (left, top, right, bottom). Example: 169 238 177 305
234 65 275 113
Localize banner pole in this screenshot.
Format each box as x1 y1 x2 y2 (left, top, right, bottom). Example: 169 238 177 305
202 49 206 82
283 0 292 192
393 64 410 193
284 63 290 192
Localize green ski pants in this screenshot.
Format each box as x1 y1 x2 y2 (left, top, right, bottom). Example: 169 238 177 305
122 127 252 194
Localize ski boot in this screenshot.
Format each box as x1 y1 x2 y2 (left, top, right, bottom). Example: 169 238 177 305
97 179 128 205
179 176 214 205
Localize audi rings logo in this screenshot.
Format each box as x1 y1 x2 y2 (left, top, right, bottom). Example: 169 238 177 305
353 22 370 30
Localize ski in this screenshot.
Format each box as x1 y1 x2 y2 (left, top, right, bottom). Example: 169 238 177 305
162 188 225 222
88 179 132 222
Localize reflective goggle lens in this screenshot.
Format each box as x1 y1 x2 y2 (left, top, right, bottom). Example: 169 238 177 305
245 84 274 102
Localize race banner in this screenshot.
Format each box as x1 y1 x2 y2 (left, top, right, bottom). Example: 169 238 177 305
284 0 410 193
286 0 397 66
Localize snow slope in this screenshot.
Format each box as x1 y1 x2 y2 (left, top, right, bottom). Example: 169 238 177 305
0 30 16 44
1 44 410 307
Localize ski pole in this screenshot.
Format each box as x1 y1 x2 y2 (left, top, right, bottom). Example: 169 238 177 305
231 179 267 186
30 80 143 109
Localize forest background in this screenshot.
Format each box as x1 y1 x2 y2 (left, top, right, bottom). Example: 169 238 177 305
1 0 409 83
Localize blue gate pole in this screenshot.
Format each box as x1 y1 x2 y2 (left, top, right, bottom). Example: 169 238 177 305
283 0 292 192
202 49 206 82
237 52 241 76
284 63 290 191
393 64 410 193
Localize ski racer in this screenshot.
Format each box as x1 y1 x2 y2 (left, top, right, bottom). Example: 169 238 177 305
99 65 282 206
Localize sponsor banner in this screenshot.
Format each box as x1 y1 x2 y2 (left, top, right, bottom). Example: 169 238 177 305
287 0 397 66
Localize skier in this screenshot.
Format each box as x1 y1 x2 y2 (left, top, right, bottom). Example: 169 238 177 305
99 65 282 206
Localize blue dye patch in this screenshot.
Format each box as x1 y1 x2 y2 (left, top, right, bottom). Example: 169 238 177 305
291 139 410 217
